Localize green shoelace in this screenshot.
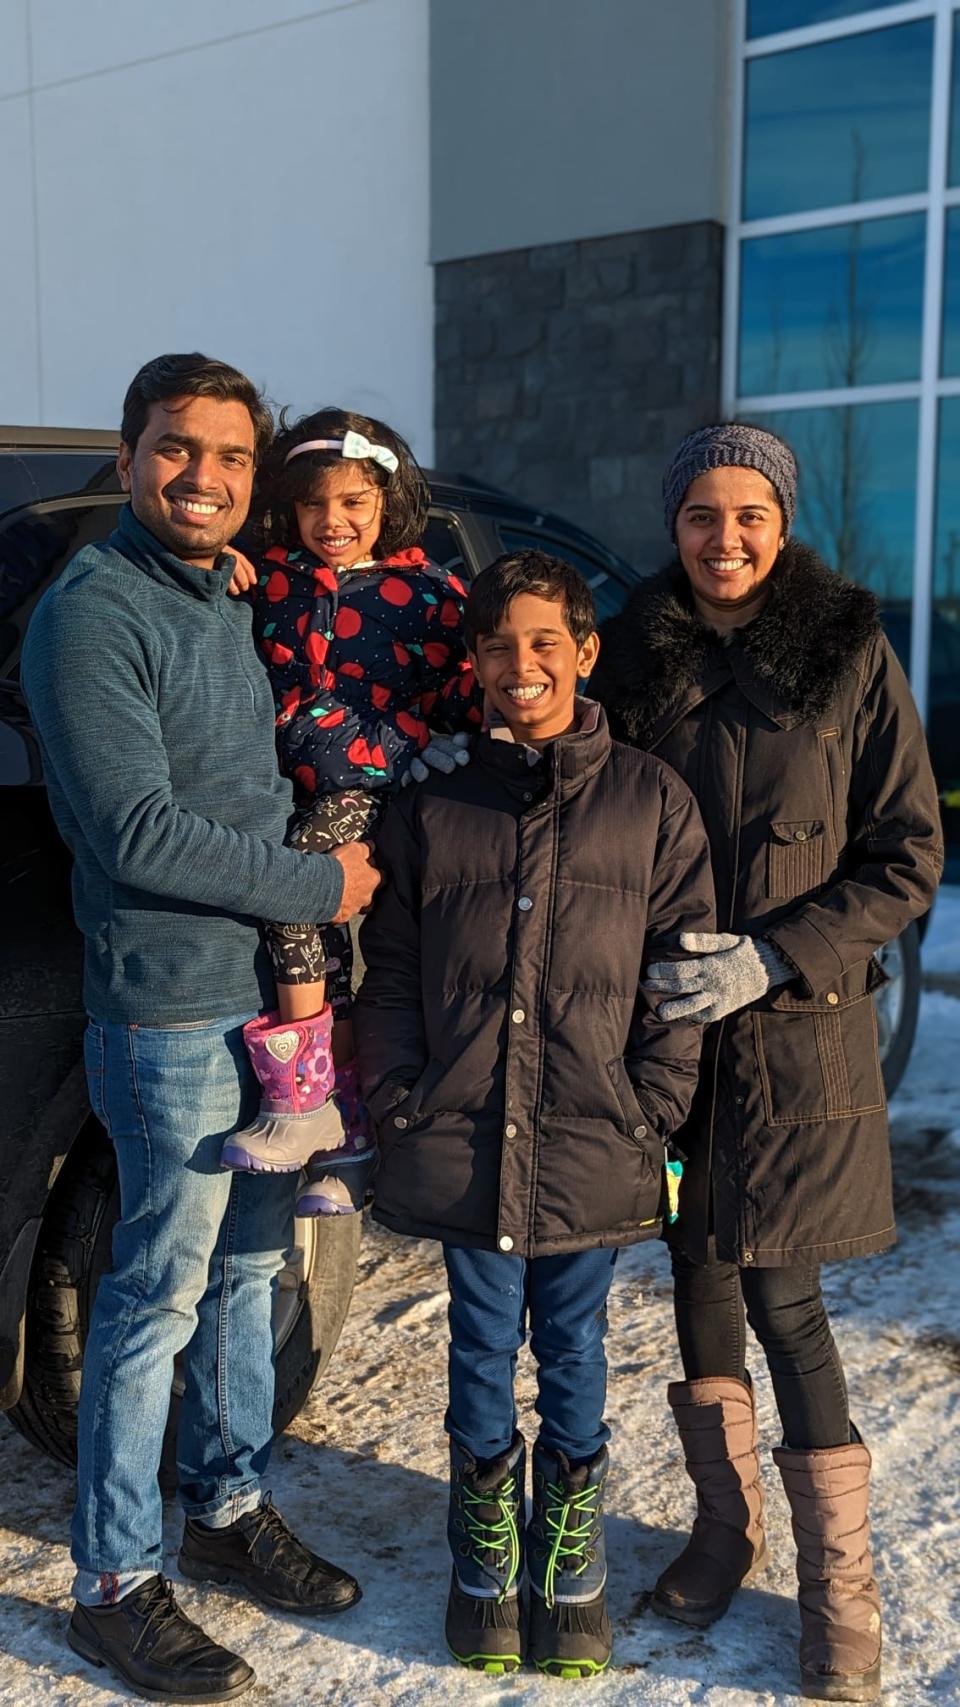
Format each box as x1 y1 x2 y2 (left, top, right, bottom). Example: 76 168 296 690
461 1474 521 1604
539 1476 603 1610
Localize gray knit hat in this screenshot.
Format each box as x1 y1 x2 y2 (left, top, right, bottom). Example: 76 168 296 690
662 423 798 538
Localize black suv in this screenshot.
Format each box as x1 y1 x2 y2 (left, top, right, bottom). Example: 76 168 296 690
0 427 924 1469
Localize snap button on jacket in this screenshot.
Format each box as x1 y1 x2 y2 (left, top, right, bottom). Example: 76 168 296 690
355 705 716 1258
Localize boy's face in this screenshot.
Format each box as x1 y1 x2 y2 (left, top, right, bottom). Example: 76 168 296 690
469 592 600 746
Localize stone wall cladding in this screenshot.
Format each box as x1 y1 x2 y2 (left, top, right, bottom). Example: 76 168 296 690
434 221 724 568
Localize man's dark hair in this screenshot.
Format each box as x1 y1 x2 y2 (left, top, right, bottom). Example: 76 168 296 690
465 549 597 649
120 353 274 464
254 406 429 556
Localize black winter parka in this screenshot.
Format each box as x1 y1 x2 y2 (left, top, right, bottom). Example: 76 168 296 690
355 706 716 1258
590 545 944 1267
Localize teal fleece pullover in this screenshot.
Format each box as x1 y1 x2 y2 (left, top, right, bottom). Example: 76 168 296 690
21 504 344 1024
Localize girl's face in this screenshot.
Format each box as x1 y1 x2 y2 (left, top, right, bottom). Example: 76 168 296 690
675 466 784 613
294 463 385 568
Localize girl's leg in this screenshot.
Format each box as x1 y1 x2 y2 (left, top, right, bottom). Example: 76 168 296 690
740 1264 850 1449
670 1247 747 1381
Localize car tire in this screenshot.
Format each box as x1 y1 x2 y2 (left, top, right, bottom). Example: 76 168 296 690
875 920 922 1099
6 1119 360 1473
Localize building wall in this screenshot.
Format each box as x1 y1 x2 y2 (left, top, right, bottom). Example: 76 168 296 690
0 0 433 455
435 223 724 566
430 0 732 262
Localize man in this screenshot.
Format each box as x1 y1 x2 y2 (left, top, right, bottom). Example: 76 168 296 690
21 353 380 1703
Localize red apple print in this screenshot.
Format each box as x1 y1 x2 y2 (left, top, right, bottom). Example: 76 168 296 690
305 632 329 667
270 641 294 667
281 686 302 714
371 683 392 710
334 605 363 639
294 765 317 794
313 566 337 594
467 705 483 725
440 598 461 628
317 707 346 728
265 570 290 603
296 611 309 637
448 574 466 596
420 690 438 715
393 641 411 667
339 661 365 678
423 641 449 668
380 576 414 607
370 744 387 769
265 546 288 564
347 736 374 767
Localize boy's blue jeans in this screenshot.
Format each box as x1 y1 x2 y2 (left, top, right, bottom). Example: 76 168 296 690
442 1244 618 1463
72 1014 295 1598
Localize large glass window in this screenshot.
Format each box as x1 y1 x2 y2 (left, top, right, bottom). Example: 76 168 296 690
739 215 926 396
744 25 932 220
748 1 904 36
941 208 960 376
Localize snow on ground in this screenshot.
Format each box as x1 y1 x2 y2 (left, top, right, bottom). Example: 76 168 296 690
1 894 959 1706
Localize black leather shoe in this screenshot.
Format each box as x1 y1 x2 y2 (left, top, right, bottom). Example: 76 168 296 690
67 1575 255 1702
179 1498 361 1616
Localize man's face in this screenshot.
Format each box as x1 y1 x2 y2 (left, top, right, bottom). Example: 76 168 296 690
469 591 600 746
117 394 256 567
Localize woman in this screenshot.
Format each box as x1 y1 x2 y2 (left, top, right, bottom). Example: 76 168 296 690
590 423 942 1704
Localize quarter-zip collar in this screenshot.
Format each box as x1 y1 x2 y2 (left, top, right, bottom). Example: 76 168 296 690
114 503 238 604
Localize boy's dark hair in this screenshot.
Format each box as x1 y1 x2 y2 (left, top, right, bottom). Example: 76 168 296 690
465 549 597 649
120 352 274 464
254 406 430 557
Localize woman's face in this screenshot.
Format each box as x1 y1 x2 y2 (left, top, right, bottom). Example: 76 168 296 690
675 466 785 612
294 463 385 568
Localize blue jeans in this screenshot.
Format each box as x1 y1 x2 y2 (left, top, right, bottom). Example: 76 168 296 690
443 1245 618 1464
73 1014 295 1589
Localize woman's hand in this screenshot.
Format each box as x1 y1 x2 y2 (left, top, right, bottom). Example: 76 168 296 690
400 731 472 786
226 549 258 598
645 931 793 1024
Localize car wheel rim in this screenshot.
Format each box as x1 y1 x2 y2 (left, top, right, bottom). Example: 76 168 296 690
873 937 906 1064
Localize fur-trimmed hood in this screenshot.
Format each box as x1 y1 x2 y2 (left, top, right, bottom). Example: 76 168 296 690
591 541 880 746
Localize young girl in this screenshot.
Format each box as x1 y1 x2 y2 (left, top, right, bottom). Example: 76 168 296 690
221 408 480 1214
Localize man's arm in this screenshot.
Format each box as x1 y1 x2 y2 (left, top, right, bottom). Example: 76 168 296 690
624 777 717 1137
22 595 350 925
353 798 427 1121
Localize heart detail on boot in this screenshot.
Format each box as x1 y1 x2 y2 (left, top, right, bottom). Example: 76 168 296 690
265 1030 301 1063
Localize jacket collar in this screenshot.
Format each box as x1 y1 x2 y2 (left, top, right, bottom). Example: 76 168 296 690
591 540 880 746
114 504 237 604
478 696 611 801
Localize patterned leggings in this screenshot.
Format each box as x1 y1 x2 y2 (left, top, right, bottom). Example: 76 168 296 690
266 789 384 1018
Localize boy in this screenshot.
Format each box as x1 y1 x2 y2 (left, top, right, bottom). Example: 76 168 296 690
354 551 715 1678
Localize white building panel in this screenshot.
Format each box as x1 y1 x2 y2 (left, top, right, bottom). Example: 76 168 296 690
0 96 40 422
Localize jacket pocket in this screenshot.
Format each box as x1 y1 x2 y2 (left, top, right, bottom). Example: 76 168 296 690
606 1058 661 1182
376 1057 447 1144
753 993 885 1124
766 820 825 899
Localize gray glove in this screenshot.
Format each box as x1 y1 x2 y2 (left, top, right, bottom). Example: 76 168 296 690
645 931 794 1024
401 730 472 786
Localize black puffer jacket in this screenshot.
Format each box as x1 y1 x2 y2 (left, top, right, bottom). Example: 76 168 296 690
355 705 715 1257
591 544 944 1267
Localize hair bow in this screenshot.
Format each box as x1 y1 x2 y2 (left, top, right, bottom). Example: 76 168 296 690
284 429 399 473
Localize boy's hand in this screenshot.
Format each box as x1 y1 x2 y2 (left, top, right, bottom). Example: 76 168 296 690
645 931 793 1024
330 839 382 922
226 549 258 597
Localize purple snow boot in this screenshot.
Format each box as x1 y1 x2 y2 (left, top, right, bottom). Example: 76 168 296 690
295 1061 377 1216
221 1008 344 1173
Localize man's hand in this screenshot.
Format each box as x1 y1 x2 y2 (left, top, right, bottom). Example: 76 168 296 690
330 839 382 923
226 549 258 598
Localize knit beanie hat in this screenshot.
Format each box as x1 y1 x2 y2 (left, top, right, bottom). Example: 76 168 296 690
662 423 798 538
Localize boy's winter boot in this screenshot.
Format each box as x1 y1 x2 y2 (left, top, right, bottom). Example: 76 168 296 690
773 1434 882 1704
220 1008 342 1173
445 1434 525 1674
652 1375 768 1627
295 1060 378 1216
527 1443 612 1679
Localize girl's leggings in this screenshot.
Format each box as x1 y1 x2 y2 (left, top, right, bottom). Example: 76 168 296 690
670 1248 850 1449
265 789 384 1018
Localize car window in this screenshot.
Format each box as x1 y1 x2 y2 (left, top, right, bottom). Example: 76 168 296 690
0 499 125 677
496 526 630 622
423 512 469 581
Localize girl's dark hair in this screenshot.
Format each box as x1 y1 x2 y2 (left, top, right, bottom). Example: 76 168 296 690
120 352 274 463
465 549 597 649
253 406 430 556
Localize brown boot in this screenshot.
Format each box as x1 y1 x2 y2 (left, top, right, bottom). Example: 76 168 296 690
652 1376 768 1627
773 1437 882 1704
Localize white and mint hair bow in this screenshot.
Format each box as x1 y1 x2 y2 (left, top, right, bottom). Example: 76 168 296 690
283 429 399 474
